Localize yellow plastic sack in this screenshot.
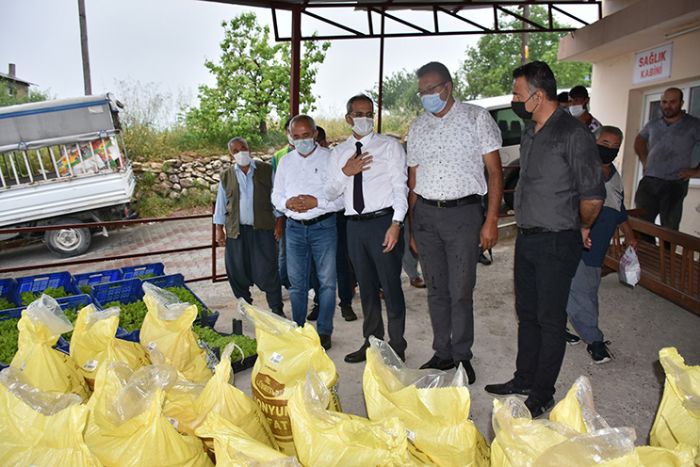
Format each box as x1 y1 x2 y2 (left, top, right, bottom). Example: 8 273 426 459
140 282 214 383
289 371 421 466
195 413 299 467
0 367 101 466
241 300 340 456
163 342 276 449
492 375 694 467
650 347 700 464
10 295 90 400
70 304 149 384
363 336 489 466
84 361 213 467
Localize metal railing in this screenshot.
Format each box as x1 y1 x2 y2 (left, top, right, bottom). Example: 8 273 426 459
0 212 227 283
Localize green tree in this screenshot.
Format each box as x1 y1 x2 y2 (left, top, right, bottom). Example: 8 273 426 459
367 69 422 116
456 6 591 99
0 86 50 107
184 12 330 147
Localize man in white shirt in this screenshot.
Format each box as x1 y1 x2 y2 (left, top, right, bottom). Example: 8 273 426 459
326 94 409 363
213 137 283 316
407 61 503 383
271 115 343 350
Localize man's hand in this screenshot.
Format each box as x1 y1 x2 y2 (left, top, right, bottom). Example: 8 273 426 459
215 225 225 247
581 227 592 249
678 167 700 180
342 152 372 176
382 223 400 253
479 217 498 250
286 195 318 212
274 217 285 241
620 220 638 250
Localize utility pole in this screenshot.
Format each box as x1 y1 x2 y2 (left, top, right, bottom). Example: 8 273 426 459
520 5 529 65
78 0 92 95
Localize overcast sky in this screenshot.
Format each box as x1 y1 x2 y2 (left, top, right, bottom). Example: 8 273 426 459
0 0 596 121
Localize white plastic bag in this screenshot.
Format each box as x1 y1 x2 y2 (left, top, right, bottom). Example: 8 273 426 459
618 246 640 287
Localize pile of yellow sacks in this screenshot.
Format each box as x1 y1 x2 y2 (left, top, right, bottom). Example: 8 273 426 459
1 290 698 466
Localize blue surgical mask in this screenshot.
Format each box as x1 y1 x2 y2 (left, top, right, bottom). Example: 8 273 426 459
421 92 447 114
293 138 317 155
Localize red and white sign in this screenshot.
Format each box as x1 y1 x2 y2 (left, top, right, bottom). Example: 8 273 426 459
633 43 673 84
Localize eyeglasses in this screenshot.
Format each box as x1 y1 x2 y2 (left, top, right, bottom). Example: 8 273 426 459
416 81 447 97
349 111 374 118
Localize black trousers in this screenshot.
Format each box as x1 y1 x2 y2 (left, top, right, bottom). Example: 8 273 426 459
513 230 582 402
634 176 689 231
224 225 283 311
346 214 407 354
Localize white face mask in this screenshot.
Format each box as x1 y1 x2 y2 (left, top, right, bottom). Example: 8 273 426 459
234 151 251 166
569 104 585 117
352 117 374 137
293 138 317 155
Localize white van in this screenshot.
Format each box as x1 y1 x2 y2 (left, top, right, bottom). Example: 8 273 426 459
467 94 524 210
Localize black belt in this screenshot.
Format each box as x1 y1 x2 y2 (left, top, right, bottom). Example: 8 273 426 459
518 227 575 235
290 212 334 226
348 207 394 221
418 194 481 208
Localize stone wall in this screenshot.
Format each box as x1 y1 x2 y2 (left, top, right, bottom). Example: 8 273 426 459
131 153 271 199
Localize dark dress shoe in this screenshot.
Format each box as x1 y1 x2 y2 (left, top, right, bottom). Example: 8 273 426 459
344 344 369 363
484 379 531 395
456 360 476 384
410 277 426 288
271 306 286 318
307 303 320 321
340 304 358 322
524 396 555 418
319 334 331 350
419 355 455 370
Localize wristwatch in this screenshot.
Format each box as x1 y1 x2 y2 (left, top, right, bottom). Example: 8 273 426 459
392 220 403 227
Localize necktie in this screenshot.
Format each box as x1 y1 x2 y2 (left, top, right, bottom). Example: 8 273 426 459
353 141 365 214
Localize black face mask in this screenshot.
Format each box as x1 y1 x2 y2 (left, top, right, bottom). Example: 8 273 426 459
598 145 619 164
511 101 532 120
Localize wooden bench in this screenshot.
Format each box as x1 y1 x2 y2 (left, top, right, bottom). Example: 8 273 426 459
604 214 700 316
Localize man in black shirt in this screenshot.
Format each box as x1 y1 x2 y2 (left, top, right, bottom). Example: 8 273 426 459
485 61 604 418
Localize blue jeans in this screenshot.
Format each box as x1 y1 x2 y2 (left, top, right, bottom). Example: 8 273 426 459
285 215 337 335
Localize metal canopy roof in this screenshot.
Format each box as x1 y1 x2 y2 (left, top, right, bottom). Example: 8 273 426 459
200 0 602 40
198 0 601 126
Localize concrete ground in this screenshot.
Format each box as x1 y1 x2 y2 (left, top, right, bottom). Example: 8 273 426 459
194 235 700 445
2 219 698 444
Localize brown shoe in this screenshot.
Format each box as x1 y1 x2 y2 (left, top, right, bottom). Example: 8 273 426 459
410 277 426 288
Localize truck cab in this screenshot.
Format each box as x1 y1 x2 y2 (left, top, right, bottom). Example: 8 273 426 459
0 94 135 257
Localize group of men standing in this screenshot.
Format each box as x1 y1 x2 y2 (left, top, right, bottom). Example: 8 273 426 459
214 58 700 418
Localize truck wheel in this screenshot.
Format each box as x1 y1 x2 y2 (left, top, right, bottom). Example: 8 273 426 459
44 218 92 257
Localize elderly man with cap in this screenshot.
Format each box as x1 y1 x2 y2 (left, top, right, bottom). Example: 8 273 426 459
568 85 601 132
271 115 343 350
214 137 284 316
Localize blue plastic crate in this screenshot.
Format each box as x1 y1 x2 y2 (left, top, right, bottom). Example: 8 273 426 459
0 296 94 367
13 271 79 305
120 263 165 280
144 274 218 327
92 278 145 343
73 268 122 291
0 294 95 320
92 278 144 306
0 278 19 310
